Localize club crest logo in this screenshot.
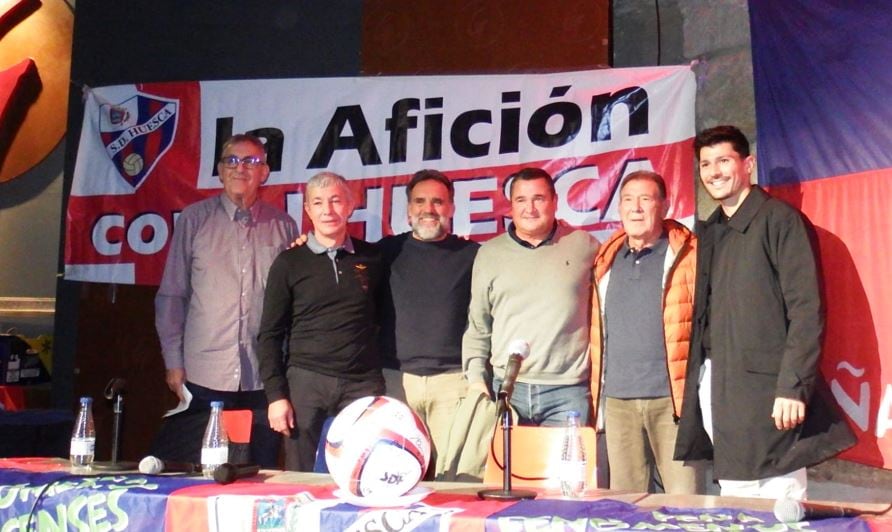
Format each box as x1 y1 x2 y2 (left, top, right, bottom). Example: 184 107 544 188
98 93 178 188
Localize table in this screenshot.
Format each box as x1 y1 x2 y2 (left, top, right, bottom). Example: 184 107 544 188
0 458 886 531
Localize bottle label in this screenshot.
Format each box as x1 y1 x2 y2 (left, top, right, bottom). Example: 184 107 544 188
201 446 229 465
70 438 95 455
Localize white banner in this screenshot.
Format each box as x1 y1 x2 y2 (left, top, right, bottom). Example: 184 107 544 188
66 67 696 285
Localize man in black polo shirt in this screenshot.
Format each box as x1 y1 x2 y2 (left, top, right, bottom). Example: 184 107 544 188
257 171 383 471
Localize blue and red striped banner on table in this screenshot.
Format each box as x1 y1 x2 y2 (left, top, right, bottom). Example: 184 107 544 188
0 463 870 531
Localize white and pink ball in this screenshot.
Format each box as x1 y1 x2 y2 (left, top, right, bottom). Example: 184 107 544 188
325 396 431 499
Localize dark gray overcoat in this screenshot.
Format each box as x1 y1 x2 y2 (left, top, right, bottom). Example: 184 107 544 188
674 186 855 480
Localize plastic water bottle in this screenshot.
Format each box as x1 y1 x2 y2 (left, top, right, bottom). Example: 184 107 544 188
201 401 229 479
559 410 587 497
70 396 96 471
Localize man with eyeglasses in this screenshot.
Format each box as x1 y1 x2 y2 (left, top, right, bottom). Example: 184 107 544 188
154 133 297 468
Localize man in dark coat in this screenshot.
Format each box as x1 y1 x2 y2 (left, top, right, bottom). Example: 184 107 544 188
674 125 855 499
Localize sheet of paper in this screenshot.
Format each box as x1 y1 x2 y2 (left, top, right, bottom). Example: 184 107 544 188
163 384 192 417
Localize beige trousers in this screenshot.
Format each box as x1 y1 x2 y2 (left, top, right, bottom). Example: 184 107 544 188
384 368 468 479
605 396 703 494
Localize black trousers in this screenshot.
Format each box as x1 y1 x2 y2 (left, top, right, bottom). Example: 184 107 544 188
284 366 385 471
150 382 281 468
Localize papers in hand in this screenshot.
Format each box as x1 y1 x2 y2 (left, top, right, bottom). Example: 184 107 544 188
163 384 192 417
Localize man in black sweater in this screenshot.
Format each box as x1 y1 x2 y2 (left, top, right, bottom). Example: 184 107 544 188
378 170 479 478
257 171 383 471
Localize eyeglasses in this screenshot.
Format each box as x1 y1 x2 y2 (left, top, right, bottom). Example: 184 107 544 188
219 155 265 169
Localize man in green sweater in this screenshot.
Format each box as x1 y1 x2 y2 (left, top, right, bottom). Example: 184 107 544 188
462 167 600 426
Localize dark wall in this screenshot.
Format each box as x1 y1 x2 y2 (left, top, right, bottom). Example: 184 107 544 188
59 0 365 462
58 0 608 462
70 1 364 84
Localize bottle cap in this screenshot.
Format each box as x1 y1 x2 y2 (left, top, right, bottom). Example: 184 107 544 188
567 410 580 418
79 396 93 405
210 401 224 409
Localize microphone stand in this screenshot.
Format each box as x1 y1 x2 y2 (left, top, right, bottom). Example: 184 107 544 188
93 378 137 471
478 391 537 500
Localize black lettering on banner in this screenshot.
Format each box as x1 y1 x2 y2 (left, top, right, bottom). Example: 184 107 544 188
423 97 444 161
450 109 491 158
591 86 649 141
527 85 582 148
213 117 234 175
308 105 383 168
499 91 521 154
386 98 420 164
211 119 284 174
248 127 285 172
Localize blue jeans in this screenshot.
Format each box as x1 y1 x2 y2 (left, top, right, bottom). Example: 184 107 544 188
492 378 592 427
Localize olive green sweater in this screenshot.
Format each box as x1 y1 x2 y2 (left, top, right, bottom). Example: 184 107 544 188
462 225 599 386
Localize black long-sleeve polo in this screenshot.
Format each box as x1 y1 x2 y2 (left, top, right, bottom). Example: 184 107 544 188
257 238 382 403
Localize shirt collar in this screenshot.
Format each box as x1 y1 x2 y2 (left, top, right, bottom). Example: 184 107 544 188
707 185 769 232
622 232 668 258
219 193 259 223
507 220 558 249
307 231 354 255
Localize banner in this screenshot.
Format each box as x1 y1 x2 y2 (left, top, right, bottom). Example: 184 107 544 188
0 469 206 531
750 0 892 467
166 483 861 532
65 67 695 286
0 467 870 531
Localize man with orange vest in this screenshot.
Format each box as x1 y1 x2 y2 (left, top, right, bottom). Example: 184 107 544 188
590 170 702 494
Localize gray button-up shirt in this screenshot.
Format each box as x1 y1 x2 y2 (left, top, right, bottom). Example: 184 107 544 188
155 194 297 391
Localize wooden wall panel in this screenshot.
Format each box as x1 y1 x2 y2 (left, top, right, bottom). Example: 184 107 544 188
362 0 608 74
72 284 167 461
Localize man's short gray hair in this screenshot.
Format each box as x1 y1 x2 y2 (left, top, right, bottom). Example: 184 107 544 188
305 171 353 202
221 134 266 157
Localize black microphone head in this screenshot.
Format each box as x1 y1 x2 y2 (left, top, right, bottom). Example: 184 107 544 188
138 456 164 475
104 377 127 399
213 463 237 484
774 498 805 522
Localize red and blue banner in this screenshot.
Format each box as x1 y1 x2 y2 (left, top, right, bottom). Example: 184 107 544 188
0 466 872 531
0 468 207 531
750 0 892 469
65 67 696 285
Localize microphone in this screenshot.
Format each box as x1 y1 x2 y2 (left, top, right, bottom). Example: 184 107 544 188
138 455 199 475
774 498 864 522
498 339 530 402
213 463 261 485
478 338 537 502
104 377 127 399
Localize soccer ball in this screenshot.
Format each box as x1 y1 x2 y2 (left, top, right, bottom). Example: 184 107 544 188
325 396 431 499
122 153 144 176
